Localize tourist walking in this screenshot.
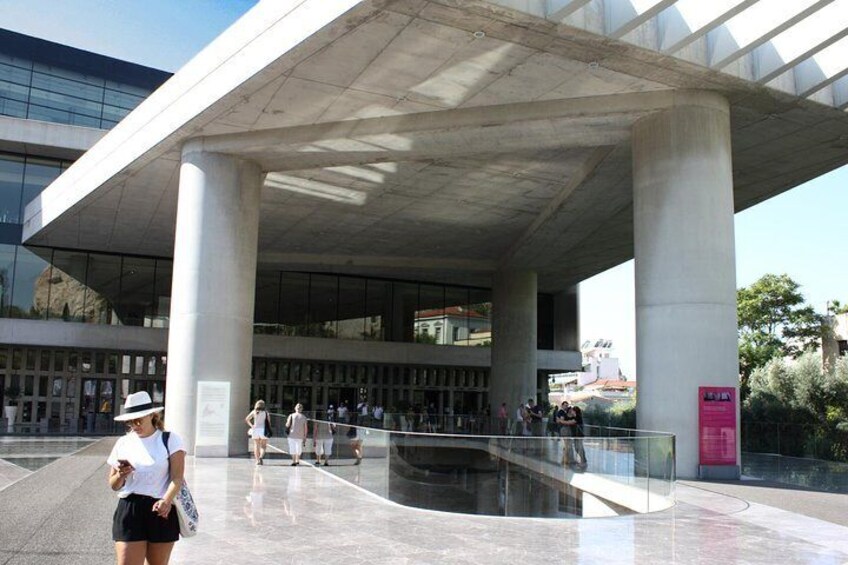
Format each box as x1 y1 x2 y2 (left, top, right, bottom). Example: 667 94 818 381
244 400 271 465
107 391 185 565
285 403 308 466
313 409 336 466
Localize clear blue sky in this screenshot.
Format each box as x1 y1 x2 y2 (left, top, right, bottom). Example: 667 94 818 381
2 1 844 378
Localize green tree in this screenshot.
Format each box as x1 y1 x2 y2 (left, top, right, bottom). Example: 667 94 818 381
827 300 848 315
737 274 823 392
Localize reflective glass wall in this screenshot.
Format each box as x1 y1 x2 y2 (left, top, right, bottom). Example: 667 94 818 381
253 271 493 345
0 30 170 129
0 152 69 225
0 245 171 326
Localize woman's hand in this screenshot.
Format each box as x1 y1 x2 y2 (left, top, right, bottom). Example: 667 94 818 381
152 498 172 518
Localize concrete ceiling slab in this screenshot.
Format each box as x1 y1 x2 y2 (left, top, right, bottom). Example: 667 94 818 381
24 0 848 293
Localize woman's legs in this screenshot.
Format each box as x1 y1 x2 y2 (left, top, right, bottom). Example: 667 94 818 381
253 437 262 464
146 541 176 565
258 438 267 462
115 541 147 565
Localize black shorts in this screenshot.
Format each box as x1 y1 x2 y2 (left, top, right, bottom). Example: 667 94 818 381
112 494 180 543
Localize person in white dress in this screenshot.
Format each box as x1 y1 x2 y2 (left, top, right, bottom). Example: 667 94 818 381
245 400 271 465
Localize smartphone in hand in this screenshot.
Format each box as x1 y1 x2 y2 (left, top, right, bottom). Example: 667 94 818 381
117 459 133 470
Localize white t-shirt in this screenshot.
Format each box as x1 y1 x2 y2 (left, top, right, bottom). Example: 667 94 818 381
107 429 186 499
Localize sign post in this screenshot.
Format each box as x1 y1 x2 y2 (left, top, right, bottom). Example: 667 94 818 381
195 381 230 457
698 386 740 479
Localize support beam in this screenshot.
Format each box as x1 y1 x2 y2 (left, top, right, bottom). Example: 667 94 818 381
796 58 848 97
709 0 835 69
632 91 739 480
755 28 848 84
490 270 538 415
606 0 678 40
165 144 263 456
547 0 593 21
660 0 760 54
199 91 679 171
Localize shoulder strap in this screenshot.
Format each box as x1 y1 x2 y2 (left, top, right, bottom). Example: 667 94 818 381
162 431 172 475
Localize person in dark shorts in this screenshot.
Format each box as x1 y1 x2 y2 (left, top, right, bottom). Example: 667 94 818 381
107 391 186 565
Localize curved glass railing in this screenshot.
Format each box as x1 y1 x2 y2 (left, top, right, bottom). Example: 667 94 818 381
268 412 674 518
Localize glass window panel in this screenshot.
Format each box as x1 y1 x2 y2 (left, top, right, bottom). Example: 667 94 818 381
81 351 92 373
364 280 390 341
307 274 338 338
254 271 280 333
416 284 445 344
103 89 145 110
101 104 131 123
25 349 35 370
468 289 492 347
444 287 470 345
38 375 47 396
24 375 34 395
134 356 144 375
48 249 88 322
40 350 50 371
12 348 21 370
31 64 104 96
0 349 6 369
118 257 155 327
108 354 118 373
65 376 75 398
68 352 78 372
0 95 27 119
121 355 131 374
0 60 32 86
0 79 29 102
279 273 308 336
0 244 15 317
21 158 62 222
336 276 366 340
84 253 121 324
152 259 171 327
9 246 50 319
0 154 24 224
393 282 419 343
52 377 63 397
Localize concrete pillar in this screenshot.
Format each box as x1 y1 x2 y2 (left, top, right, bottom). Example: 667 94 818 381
553 285 580 351
632 92 739 479
490 270 537 416
165 142 263 456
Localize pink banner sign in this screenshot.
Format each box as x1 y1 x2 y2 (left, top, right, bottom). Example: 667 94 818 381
698 386 737 466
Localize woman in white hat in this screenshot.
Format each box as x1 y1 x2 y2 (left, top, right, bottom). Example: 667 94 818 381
107 391 186 565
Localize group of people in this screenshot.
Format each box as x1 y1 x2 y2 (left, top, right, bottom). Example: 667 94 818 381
502 398 588 470
245 400 366 467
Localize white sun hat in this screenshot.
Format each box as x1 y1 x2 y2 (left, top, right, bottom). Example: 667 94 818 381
114 391 164 421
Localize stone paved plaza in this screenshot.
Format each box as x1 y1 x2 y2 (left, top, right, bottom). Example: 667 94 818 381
2 439 847 564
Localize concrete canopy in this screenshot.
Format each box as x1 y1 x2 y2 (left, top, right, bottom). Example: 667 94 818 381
22 0 848 292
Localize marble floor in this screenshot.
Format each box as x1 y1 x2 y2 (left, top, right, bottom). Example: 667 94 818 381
171 456 848 565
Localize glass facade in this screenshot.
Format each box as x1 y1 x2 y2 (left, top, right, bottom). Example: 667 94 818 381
0 54 148 128
0 153 69 225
